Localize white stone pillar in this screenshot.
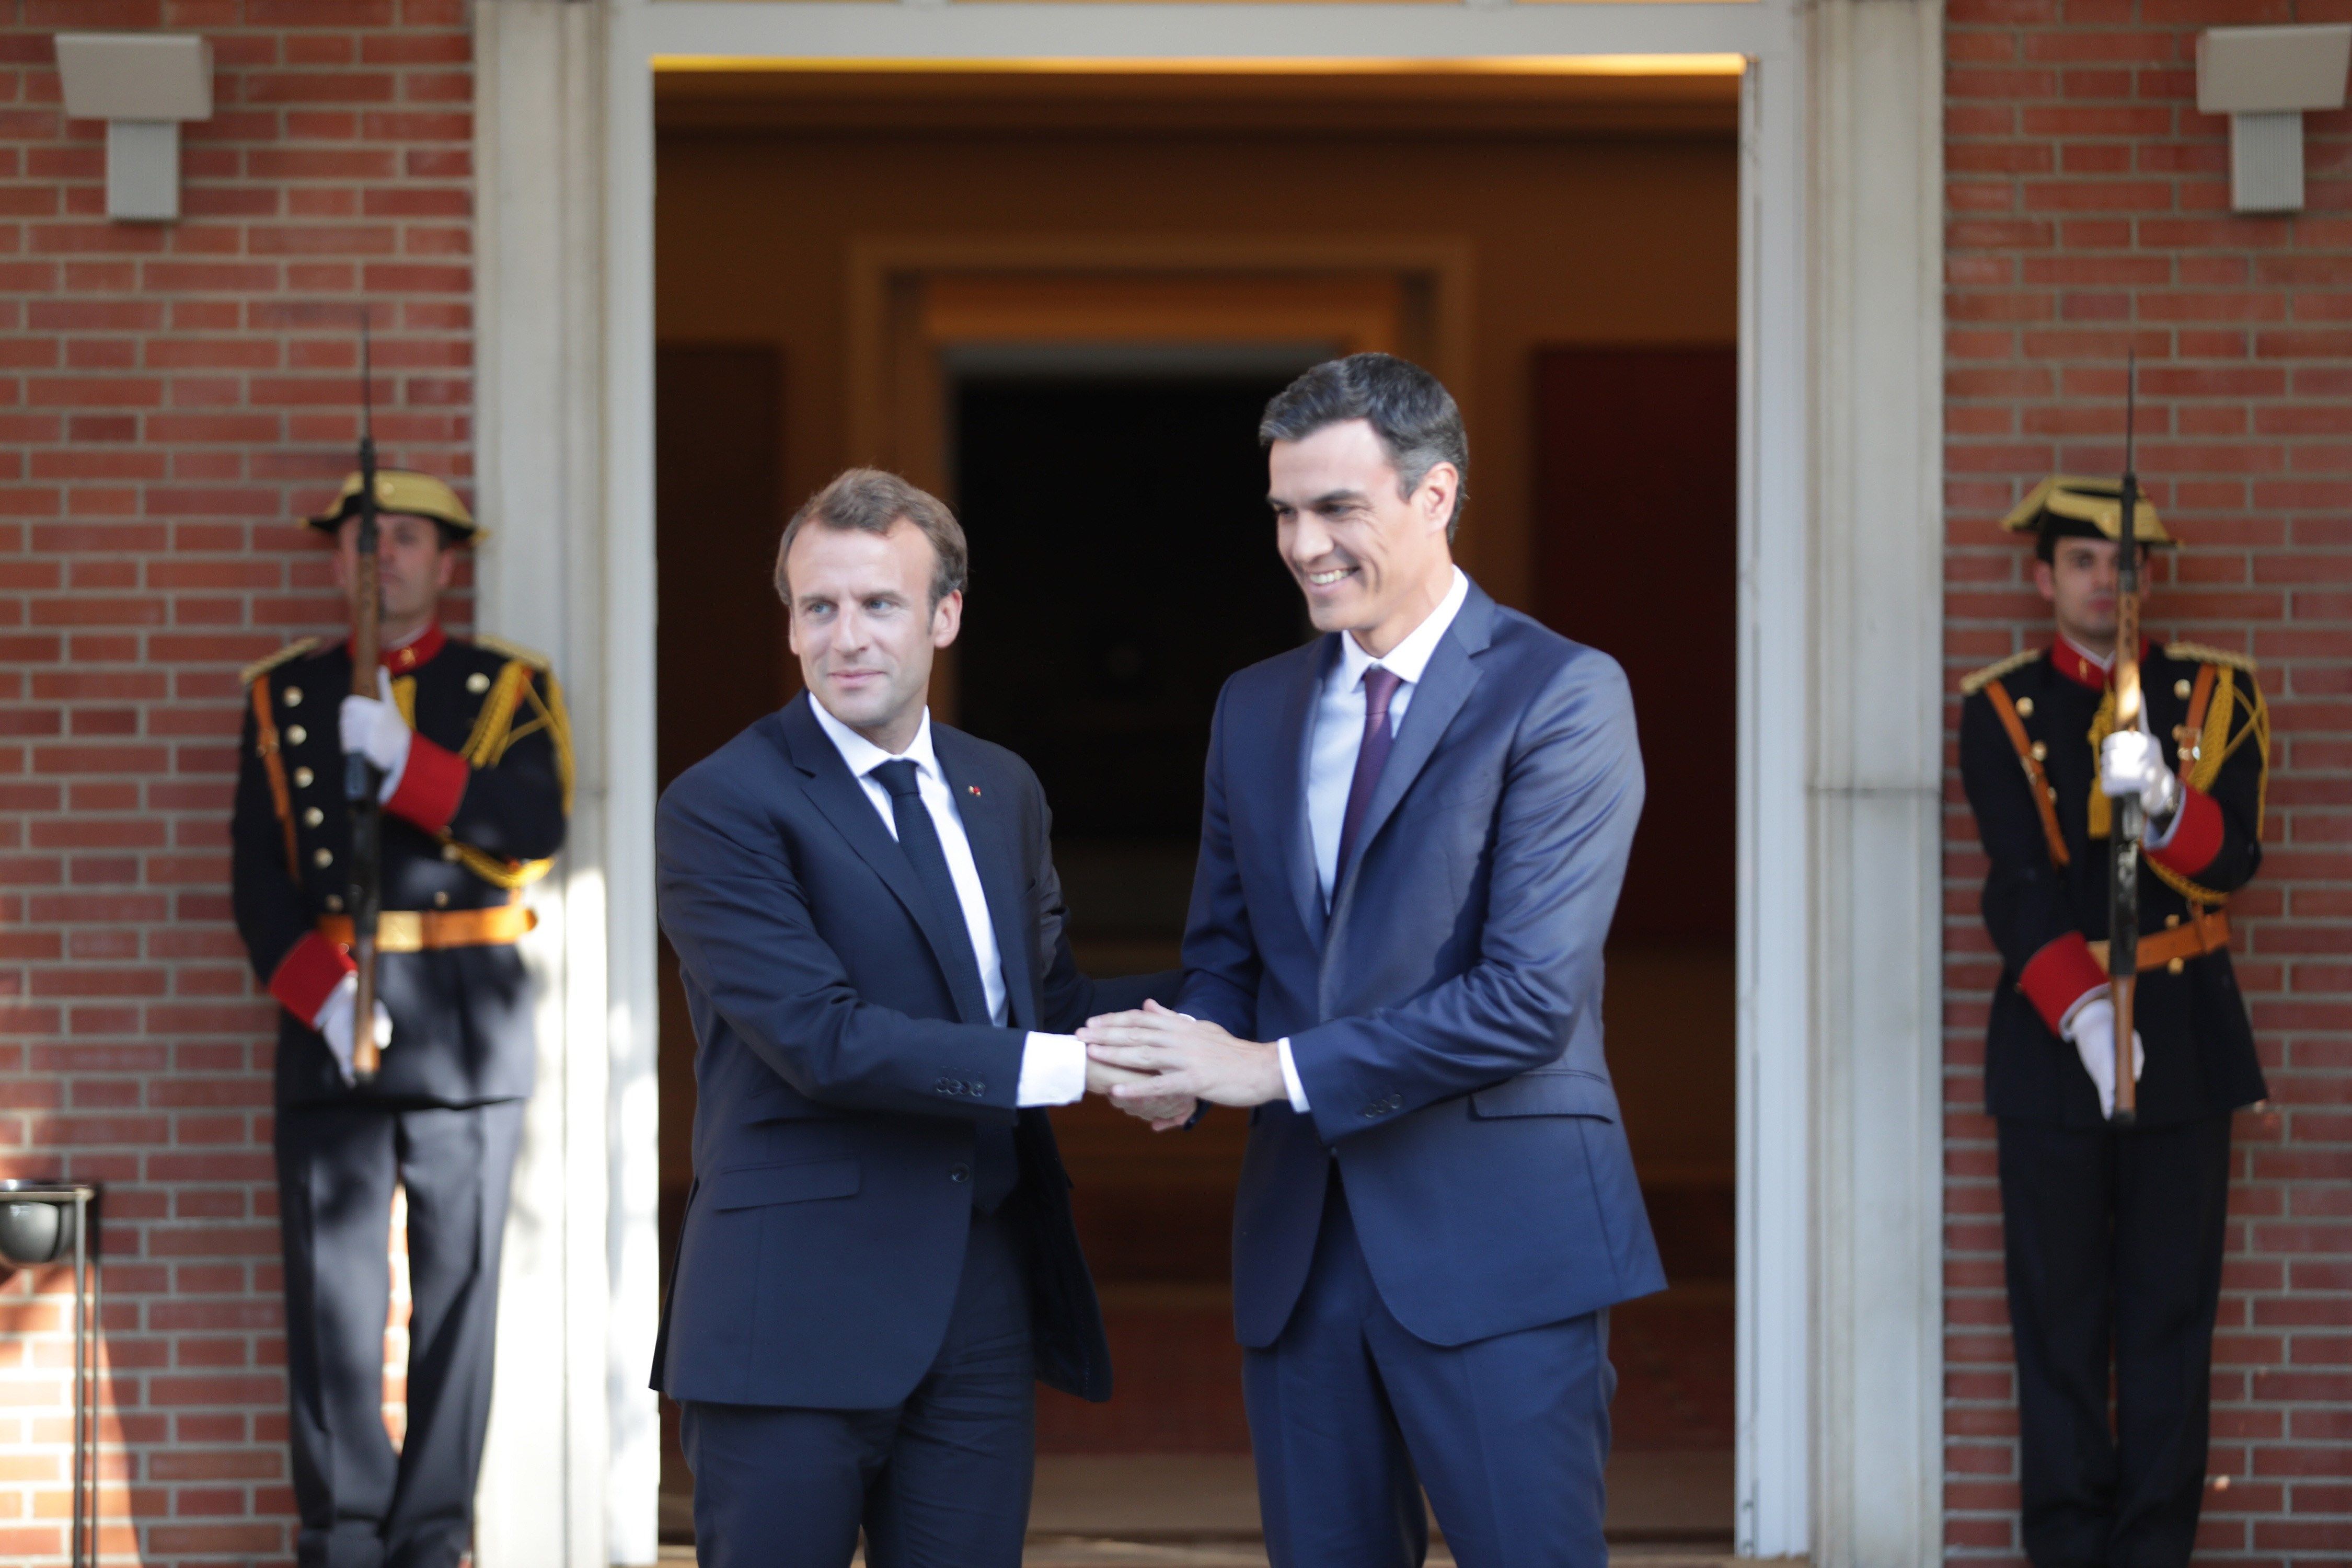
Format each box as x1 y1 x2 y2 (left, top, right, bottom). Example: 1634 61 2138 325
1805 0 1947 1563
471 2 662 1564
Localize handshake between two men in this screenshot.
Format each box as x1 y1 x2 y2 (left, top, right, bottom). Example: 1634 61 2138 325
1081 1000 1284 1132
653 354 1661 1568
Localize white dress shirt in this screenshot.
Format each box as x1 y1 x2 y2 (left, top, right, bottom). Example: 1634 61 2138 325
1279 567 1473 1112
809 700 1087 1106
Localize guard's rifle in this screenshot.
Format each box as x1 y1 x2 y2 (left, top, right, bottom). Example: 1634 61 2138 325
346 318 385 1082
2107 351 2143 1125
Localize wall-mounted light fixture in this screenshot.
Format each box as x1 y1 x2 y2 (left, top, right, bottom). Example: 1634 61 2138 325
2197 25 2352 214
54 32 214 222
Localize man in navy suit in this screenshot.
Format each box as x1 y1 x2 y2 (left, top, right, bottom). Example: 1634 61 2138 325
653 469 1182 1567
1086 354 1663 1567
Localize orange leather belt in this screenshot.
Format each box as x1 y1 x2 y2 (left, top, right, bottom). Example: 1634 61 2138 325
2088 908 2230 976
318 904 536 953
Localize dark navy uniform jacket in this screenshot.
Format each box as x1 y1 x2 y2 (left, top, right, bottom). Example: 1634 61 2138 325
1180 580 1666 1352
651 694 1177 1410
1959 637 2269 1128
231 623 571 1108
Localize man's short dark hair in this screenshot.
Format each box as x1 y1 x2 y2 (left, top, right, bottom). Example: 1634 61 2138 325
775 468 970 608
1258 353 1469 537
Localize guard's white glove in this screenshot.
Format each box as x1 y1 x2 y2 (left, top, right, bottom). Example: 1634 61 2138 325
2100 713 2180 823
311 973 393 1086
2062 992 2146 1121
340 667 411 802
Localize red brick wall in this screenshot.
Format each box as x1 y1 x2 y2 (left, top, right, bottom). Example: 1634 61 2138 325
1946 2 2352 1562
0 5 471 1562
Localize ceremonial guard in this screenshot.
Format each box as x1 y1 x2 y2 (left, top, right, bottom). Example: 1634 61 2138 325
232 470 570 1568
1959 477 2270 1568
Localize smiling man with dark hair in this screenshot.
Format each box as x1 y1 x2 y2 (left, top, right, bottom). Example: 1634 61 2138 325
1085 354 1662 1567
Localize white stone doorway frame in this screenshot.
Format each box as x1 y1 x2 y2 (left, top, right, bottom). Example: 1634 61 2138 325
465 2 1945 1564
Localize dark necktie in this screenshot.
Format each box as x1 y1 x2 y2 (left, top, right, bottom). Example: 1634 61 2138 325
871 758 1017 1212
1335 665 1405 889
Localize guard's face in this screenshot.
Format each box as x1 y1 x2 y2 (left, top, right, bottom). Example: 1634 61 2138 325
786 521 962 745
333 513 455 628
1268 419 1458 654
2035 536 2146 648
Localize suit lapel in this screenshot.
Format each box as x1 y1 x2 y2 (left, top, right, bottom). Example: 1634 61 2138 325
1333 586 1494 905
775 697 994 1026
935 729 1037 1030
1282 637 1336 949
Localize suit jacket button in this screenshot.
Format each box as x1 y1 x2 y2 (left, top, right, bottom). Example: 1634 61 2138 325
949 1164 971 1183
933 1078 953 1093
969 1081 986 1097
1388 1094 1403 1110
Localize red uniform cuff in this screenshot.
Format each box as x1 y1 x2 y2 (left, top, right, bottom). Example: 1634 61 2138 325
2019 933 2107 1036
384 733 469 834
2147 787 2223 880
269 932 355 1025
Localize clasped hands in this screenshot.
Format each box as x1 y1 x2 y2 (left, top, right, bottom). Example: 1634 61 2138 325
1077 1000 1288 1133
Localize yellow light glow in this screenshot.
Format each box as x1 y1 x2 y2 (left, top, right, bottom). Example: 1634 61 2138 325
652 53 1748 77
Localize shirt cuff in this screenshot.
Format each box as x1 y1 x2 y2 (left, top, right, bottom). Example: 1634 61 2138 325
2145 786 2223 879
382 733 468 835
270 931 357 1026
1017 1032 1088 1106
2018 932 2110 1037
1277 1037 1310 1113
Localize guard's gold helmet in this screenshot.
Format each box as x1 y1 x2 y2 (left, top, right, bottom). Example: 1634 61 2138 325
307 470 482 544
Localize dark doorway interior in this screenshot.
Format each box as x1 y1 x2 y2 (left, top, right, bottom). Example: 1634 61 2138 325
652 342 789 1524
952 373 1305 1455
1535 345 1738 1462
953 372 1305 959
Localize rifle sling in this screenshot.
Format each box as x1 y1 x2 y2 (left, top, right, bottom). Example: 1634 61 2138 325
250 679 300 881
1985 677 2070 869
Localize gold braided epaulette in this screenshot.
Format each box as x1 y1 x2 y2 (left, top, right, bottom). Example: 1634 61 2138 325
472 634 553 672
2165 640 2257 674
240 637 322 687
1960 647 2041 696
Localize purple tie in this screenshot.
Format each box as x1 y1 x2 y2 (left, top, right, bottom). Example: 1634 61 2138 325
1336 666 1405 885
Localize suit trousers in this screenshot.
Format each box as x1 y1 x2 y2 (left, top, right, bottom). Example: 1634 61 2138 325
680 1204 1036 1568
274 1098 525 1568
1997 1113 2234 1568
1244 1175 1616 1568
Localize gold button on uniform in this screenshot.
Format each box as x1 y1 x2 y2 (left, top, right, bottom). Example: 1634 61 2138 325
434 891 451 908
2167 957 2186 975
303 807 325 827
2015 697 2034 718
2175 678 2193 699
326 894 344 912
442 844 462 862
294 766 314 789
314 848 333 868
283 687 302 707
2166 914 2181 928
286 725 307 746
467 672 491 694
2031 740 2048 761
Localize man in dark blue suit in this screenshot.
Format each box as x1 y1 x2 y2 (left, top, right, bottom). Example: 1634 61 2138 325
1086 354 1663 1567
652 469 1181 1567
